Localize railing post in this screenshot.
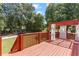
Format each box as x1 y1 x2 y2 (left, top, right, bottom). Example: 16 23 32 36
48 22 52 42
38 32 41 43
0 36 2 56
48 32 51 42
19 34 24 51
39 32 42 42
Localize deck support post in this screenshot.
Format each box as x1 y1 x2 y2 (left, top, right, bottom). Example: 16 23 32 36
0 36 2 56
48 23 51 42
75 24 79 41
51 24 56 41
60 26 66 39
38 32 41 43
19 34 24 51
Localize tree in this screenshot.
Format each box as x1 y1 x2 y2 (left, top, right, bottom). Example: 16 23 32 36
0 3 45 35
1 3 45 34
0 4 6 34
25 13 45 32
3 3 35 33
45 3 79 24
32 13 45 32
45 4 55 23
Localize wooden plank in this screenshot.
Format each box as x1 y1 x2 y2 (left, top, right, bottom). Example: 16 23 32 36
38 43 58 56
54 47 66 56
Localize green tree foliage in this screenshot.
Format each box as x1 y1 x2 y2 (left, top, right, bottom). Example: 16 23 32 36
0 4 6 34
24 13 45 32
45 3 79 23
32 13 45 32
3 3 35 33
0 3 45 35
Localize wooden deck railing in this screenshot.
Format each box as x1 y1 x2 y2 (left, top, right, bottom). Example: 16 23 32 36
0 32 79 56
10 32 49 53
55 32 75 40
9 32 77 54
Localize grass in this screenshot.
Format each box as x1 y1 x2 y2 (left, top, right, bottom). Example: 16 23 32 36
2 37 16 54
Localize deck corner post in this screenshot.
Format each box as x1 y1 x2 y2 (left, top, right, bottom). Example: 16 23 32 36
0 36 2 56
48 32 51 42
38 32 41 43
19 34 24 51
48 22 52 42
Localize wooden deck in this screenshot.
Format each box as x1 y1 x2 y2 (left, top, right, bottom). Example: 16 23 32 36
3 39 74 56
3 39 79 56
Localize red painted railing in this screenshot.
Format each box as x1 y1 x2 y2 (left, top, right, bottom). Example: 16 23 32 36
10 32 49 53
10 32 76 52
0 32 79 56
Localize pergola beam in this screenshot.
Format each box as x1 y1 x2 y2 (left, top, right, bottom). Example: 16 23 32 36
52 19 79 26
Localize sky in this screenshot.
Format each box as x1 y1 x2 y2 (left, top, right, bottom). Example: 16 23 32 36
32 3 49 16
